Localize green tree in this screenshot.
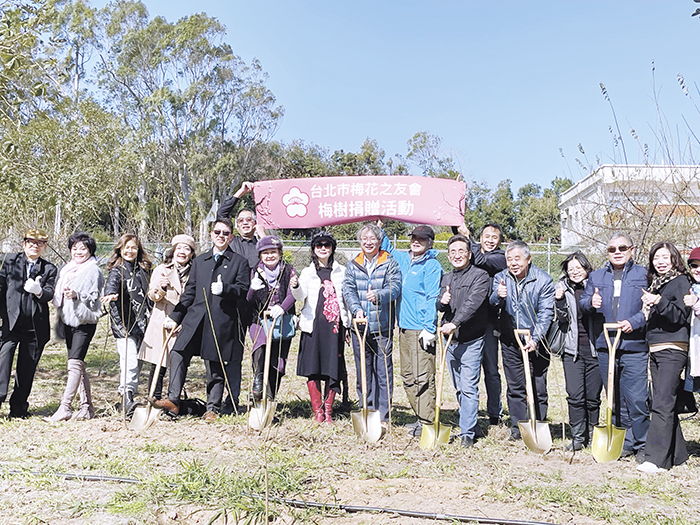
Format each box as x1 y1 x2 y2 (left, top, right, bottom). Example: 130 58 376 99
95 1 282 238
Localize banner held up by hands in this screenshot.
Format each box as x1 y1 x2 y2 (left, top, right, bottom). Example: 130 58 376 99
253 176 465 229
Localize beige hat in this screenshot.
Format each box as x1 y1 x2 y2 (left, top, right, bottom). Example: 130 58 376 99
171 234 196 251
24 228 48 242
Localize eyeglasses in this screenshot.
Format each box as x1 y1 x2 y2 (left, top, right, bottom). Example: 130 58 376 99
212 229 232 237
690 262 700 269
315 242 332 249
448 250 469 257
236 217 255 223
607 245 632 253
24 239 46 247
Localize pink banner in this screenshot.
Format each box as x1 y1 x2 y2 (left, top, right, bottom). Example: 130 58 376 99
253 176 466 229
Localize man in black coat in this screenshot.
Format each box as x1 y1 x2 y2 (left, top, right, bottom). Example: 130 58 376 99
154 219 250 420
0 229 57 418
437 234 491 448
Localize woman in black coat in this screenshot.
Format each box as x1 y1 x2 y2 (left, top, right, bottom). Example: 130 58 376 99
638 241 691 473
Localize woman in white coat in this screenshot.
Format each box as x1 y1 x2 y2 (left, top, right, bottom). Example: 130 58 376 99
292 232 350 423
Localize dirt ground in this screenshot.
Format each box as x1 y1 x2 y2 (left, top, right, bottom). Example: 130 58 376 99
1 326 699 525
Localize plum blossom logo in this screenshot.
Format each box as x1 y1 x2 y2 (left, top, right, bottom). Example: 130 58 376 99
282 187 309 218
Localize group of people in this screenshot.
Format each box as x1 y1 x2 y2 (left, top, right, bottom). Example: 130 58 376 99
0 181 698 475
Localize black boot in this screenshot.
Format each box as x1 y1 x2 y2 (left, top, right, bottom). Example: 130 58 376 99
587 408 600 446
267 371 282 400
252 373 264 402
566 421 587 451
148 365 167 400
124 390 138 418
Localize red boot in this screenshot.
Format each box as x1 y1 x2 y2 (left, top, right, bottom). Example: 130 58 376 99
307 380 325 423
323 385 336 424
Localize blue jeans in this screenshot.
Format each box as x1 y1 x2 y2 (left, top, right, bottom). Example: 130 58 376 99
447 336 485 439
597 349 650 453
482 322 502 419
352 329 394 422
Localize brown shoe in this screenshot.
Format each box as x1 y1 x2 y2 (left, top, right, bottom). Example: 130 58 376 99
152 398 179 415
203 410 217 422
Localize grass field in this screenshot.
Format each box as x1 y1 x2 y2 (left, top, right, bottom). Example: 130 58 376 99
0 320 699 525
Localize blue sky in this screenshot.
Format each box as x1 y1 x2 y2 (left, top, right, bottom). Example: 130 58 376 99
93 1 700 193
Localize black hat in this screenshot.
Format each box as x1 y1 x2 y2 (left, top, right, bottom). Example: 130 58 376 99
311 231 336 250
411 225 435 240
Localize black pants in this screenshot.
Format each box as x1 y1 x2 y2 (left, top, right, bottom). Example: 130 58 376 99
562 347 602 444
168 322 243 413
645 348 688 469
501 340 549 427
0 329 43 415
167 322 203 406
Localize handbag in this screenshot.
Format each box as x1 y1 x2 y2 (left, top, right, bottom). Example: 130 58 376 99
543 316 566 357
260 314 296 340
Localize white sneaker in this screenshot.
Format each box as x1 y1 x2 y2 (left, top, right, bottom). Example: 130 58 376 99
637 461 668 474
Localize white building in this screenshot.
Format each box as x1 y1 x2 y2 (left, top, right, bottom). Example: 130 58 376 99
560 164 700 249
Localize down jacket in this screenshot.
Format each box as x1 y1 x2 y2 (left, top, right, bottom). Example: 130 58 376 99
490 263 555 347
292 261 350 333
342 250 401 335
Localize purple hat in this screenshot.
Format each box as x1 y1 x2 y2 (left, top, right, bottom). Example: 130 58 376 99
256 235 283 253
689 247 700 262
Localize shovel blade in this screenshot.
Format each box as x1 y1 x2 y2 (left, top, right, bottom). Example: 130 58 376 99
591 424 626 463
249 400 277 431
518 419 552 454
350 409 382 443
129 405 152 432
418 422 452 450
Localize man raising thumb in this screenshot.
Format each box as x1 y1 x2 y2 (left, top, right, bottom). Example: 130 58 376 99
211 274 223 296
24 275 43 296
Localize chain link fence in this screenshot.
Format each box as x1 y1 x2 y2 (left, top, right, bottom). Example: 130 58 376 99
3 238 570 279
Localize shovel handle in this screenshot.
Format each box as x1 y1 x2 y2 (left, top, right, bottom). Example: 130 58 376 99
352 317 370 413
602 323 622 426
513 329 538 423
603 323 622 355
148 328 175 399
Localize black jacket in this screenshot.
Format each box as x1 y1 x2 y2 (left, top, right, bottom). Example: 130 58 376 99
104 261 151 340
0 252 57 352
170 246 250 362
437 263 490 343
646 274 691 346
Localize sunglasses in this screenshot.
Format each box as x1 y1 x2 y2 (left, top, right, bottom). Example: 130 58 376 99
607 245 632 253
212 229 232 236
315 242 332 248
690 262 700 269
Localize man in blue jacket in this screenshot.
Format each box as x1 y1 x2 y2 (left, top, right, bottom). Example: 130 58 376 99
580 233 649 461
490 240 555 440
343 223 402 425
381 224 443 436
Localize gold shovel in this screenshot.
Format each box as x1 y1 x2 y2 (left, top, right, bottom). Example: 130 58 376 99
130 328 174 432
350 318 382 443
249 312 278 431
514 329 552 454
419 331 454 449
591 323 626 463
